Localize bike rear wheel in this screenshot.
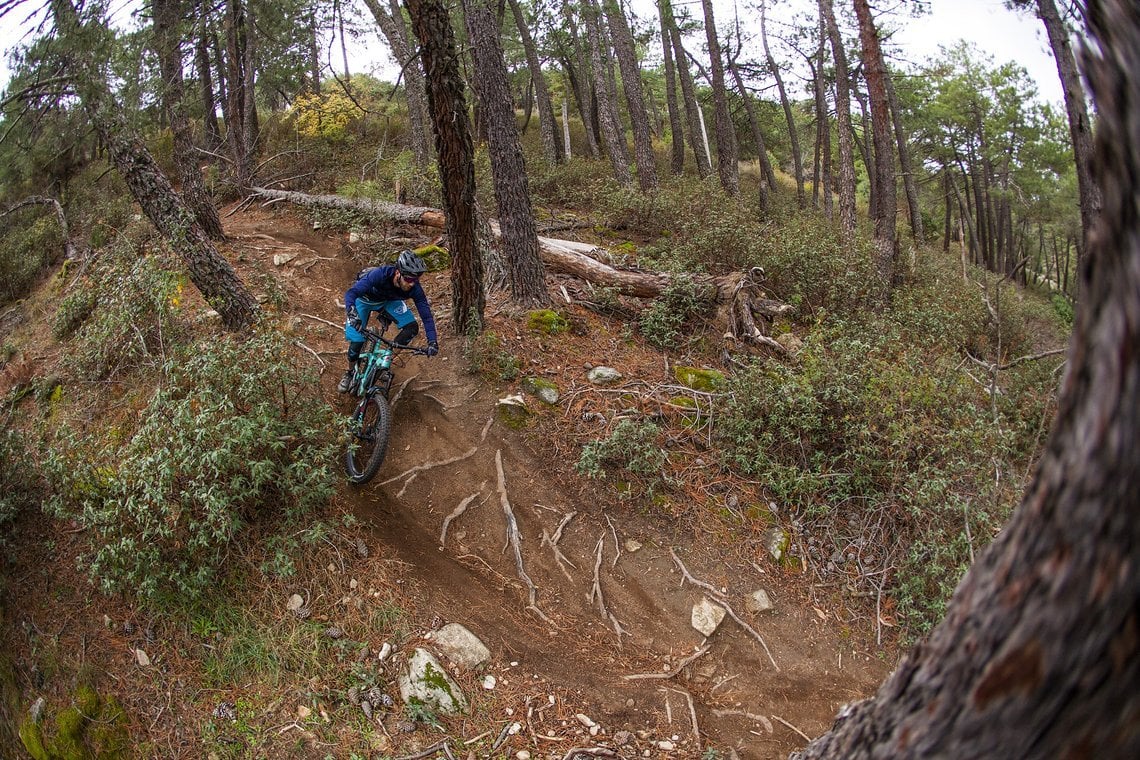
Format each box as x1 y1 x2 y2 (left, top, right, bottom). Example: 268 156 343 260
345 394 392 484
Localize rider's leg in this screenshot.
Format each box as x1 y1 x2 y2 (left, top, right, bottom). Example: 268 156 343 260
383 301 418 345
340 301 381 392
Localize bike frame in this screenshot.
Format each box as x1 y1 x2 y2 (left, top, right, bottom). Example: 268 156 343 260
350 328 427 400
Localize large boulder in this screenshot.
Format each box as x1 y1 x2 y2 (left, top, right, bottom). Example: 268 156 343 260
397 648 468 716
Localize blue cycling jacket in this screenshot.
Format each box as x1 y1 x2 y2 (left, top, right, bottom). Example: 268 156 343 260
344 264 438 344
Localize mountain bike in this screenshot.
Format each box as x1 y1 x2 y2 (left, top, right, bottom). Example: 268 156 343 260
344 327 429 484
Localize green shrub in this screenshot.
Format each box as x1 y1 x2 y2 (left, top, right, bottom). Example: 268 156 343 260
0 213 65 303
67 243 186 379
716 314 1025 636
43 332 340 602
639 277 705 349
51 289 97 339
0 427 42 555
577 419 668 496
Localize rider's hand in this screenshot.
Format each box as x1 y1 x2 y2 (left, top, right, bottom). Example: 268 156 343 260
347 314 363 333
426 340 439 357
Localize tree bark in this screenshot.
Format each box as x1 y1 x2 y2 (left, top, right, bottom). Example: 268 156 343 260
665 1 711 179
584 0 631 186
853 0 897 290
656 0 685 175
508 0 562 165
603 0 657 192
461 0 548 306
1034 0 1101 249
153 0 225 241
700 0 739 195
794 2 1140 755
820 0 856 240
193 0 222 149
886 70 922 242
404 0 484 335
760 0 803 208
223 0 257 189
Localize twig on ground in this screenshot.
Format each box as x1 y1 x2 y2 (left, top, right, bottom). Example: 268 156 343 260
489 721 515 751
670 548 779 671
559 748 616 760
669 687 701 748
604 513 621 569
712 709 773 733
381 446 478 486
480 416 493 440
300 313 343 330
496 450 551 624
440 490 484 546
393 740 451 760
623 644 711 680
771 714 811 742
292 340 326 370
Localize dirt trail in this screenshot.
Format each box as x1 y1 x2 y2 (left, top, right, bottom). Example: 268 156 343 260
230 207 893 759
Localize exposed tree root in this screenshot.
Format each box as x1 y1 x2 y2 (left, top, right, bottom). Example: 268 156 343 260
381 446 479 486
623 644 711 681
440 490 484 546
588 534 628 644
670 549 779 671
542 511 578 580
496 450 551 624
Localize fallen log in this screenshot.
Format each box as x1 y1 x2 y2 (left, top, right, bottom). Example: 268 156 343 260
248 186 792 352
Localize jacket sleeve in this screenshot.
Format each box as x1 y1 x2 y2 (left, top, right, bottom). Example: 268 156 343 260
411 286 438 343
345 267 387 316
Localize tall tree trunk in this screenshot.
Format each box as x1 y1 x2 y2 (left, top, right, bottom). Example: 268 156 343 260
583 0 631 186
656 0 685 175
404 0 484 335
814 13 834 220
793 4 1140 755
558 1 601 159
664 1 710 178
194 0 222 149
603 0 657 192
153 0 225 241
461 0 548 306
365 0 433 167
700 0 739 195
760 0 803 207
50 0 257 330
508 0 562 164
1036 0 1101 249
306 8 322 93
820 0 856 239
853 0 897 290
223 0 257 189
885 69 922 242
730 59 774 212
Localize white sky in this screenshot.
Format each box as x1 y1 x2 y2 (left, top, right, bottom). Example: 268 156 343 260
0 0 1064 106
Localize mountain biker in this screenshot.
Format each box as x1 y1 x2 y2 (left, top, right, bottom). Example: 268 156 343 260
338 250 439 393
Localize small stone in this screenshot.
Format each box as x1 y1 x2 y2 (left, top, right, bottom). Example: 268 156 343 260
102 615 112 628
586 366 622 385
350 579 358 590
135 649 150 667
624 539 643 552
691 597 727 636
516 751 531 760
658 740 676 750
575 713 596 728
745 589 773 614
589 725 600 736
378 642 393 661
327 563 337 573
482 675 497 690
508 722 522 735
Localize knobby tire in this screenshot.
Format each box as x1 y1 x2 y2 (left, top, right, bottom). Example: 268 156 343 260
345 394 392 484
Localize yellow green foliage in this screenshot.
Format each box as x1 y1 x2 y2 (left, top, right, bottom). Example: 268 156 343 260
293 92 360 141
526 310 568 335
672 366 726 392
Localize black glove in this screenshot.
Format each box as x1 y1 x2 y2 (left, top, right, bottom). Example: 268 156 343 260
346 314 363 333
426 340 439 357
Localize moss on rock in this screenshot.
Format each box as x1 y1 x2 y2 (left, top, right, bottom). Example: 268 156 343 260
526 310 569 335
672 366 726 392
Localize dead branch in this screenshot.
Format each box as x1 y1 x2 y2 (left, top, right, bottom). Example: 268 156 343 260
496 450 551 624
559 748 617 760
542 511 578 579
440 491 484 546
292 340 326 371
624 644 712 681
2 195 83 261
381 446 479 486
670 549 779 671
393 740 452 760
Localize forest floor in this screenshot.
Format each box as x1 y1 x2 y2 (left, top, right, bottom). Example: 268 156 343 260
1 204 895 759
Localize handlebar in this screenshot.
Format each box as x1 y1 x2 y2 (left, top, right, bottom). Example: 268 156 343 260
360 327 432 356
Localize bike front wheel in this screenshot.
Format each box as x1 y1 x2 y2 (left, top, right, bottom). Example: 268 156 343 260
345 394 392 484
